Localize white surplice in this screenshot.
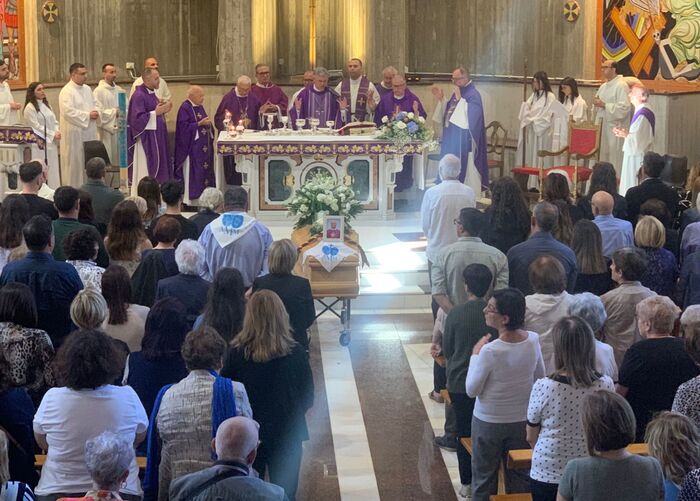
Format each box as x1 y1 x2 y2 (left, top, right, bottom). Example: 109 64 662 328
0 81 21 188
59 80 99 188
129 76 171 101
619 104 654 196
595 75 630 174
517 91 557 188
129 93 158 197
93 79 126 165
23 102 60 188
563 95 588 123
447 97 482 195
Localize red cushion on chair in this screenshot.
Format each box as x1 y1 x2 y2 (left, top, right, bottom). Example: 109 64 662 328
511 167 540 176
569 128 598 156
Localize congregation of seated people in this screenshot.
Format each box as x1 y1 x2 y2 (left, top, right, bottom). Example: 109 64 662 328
0 164 313 501
424 151 700 500
2 145 700 501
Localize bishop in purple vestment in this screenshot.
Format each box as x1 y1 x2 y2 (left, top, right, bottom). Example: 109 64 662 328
434 68 488 189
174 86 215 203
127 68 171 194
214 75 261 185
251 63 288 128
375 65 398 99
289 67 344 129
375 76 427 191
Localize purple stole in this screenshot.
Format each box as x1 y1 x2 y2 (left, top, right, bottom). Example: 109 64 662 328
341 77 370 121
631 106 655 135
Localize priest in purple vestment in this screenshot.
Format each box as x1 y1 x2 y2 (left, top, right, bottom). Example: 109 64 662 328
375 65 398 99
334 58 380 123
174 85 215 205
290 67 345 129
214 75 261 185
127 67 172 195
431 67 488 190
375 75 427 191
251 63 288 128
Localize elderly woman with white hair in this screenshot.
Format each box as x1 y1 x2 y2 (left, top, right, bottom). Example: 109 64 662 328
62 431 136 501
617 295 700 441
189 187 223 238
673 305 700 429
155 239 211 328
568 292 618 380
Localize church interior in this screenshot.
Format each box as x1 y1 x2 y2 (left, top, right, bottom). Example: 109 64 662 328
1 1 700 501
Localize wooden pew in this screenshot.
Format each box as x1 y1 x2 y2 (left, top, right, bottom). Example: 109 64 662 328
506 443 649 470
490 495 532 501
461 438 507 494
35 454 147 470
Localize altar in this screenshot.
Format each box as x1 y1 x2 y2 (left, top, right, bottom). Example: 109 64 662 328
215 131 425 219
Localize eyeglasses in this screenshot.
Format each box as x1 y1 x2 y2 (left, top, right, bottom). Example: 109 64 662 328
484 304 499 314
257 71 270 75
453 218 463 226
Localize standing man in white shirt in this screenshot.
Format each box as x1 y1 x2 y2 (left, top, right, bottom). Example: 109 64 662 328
334 58 380 123
593 60 631 173
129 57 172 102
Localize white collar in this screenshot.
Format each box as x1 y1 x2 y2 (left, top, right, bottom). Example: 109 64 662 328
349 76 363 83
393 94 406 100
234 89 248 98
312 85 326 92
256 82 272 88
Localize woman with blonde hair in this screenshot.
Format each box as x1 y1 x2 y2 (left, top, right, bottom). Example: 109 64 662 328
221 290 314 501
189 187 223 237
70 288 108 329
635 215 678 297
646 411 700 500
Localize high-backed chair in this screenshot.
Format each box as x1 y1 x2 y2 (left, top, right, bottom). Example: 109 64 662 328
486 121 507 180
512 118 602 197
83 140 119 187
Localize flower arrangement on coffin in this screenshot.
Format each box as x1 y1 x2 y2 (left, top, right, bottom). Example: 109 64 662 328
287 173 364 235
377 111 437 150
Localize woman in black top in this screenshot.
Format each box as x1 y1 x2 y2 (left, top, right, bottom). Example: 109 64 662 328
577 162 629 221
221 290 313 501
252 238 315 349
571 220 614 295
189 187 223 238
481 177 531 254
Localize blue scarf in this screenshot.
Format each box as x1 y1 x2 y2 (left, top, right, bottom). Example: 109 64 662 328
143 371 237 501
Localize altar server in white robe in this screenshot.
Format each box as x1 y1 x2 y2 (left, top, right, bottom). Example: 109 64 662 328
559 77 587 122
93 63 126 164
615 85 655 196
0 61 20 125
0 60 21 187
593 60 630 173
59 63 100 188
517 71 557 166
129 57 172 102
23 82 61 188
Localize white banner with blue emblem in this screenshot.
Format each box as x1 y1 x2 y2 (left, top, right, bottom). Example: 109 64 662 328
210 212 256 248
303 242 357 272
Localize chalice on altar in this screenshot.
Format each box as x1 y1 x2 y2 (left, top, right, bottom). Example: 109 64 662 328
264 113 276 134
309 117 320 134
295 118 306 131
280 115 289 132
325 120 335 133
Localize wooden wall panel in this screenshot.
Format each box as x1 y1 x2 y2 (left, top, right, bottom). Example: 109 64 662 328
407 0 597 79
36 0 218 84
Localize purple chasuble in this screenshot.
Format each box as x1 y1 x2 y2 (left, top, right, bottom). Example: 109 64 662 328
251 83 289 124
289 86 341 129
374 82 393 99
439 82 489 188
127 84 171 183
374 90 427 192
341 76 371 121
174 101 215 200
631 106 656 135
374 89 426 127
214 89 262 132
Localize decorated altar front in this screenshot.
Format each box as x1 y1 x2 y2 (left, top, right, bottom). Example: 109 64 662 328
215 131 425 219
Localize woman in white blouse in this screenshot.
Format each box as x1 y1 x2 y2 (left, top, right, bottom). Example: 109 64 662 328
466 287 546 501
558 77 587 123
526 316 614 501
23 82 60 188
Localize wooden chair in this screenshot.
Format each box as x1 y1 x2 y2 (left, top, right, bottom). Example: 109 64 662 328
512 118 602 197
461 437 507 494
490 495 532 501
485 121 507 179
506 443 649 470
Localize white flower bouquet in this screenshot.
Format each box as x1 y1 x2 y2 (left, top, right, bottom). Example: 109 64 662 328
287 173 364 235
377 111 436 149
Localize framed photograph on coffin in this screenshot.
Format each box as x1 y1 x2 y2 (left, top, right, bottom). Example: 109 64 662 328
323 215 344 242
